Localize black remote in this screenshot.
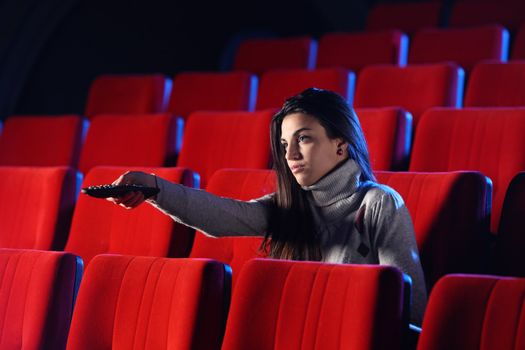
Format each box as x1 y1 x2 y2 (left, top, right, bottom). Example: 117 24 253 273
81 184 160 199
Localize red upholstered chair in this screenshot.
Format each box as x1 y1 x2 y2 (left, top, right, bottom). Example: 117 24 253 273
233 36 316 76
0 166 78 250
317 30 408 72
356 107 412 171
366 2 442 35
494 172 525 277
168 71 258 120
511 23 525 59
78 113 179 174
417 274 525 350
464 61 525 107
67 255 230 350
375 171 491 289
354 63 463 127
189 169 276 288
409 107 525 233
0 249 81 350
176 110 273 188
450 0 525 32
0 115 86 167
65 166 196 266
256 68 354 109
221 259 409 350
409 25 509 73
84 74 170 118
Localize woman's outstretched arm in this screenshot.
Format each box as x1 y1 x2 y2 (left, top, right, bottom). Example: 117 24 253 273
109 171 271 237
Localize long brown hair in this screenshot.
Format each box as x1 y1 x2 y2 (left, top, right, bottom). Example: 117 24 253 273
261 88 374 260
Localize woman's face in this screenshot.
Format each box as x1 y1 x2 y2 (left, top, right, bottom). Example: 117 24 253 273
280 113 347 186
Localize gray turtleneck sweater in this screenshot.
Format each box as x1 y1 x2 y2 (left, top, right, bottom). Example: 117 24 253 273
149 159 427 325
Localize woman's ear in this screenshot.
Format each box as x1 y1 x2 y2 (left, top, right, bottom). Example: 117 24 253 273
336 139 348 149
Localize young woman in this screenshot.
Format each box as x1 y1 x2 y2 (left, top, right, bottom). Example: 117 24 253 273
110 88 427 325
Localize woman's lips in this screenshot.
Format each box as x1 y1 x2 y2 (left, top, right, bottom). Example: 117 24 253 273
290 164 305 174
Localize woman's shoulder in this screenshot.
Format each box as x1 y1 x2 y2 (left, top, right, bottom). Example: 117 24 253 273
359 181 405 210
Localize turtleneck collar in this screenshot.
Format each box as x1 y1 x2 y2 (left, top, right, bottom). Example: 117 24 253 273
301 158 362 207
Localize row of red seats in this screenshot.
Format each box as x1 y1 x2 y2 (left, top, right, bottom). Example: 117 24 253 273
231 24 514 75
3 249 524 350
1 162 520 290
2 61 524 172
367 0 525 34
3 105 525 232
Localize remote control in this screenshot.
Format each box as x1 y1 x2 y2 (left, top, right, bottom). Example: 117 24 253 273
81 184 160 199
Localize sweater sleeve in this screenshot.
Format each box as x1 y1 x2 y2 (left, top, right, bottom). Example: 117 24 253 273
147 176 271 237
368 187 428 326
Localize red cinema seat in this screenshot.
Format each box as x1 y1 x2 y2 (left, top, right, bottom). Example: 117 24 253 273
84 74 170 118
233 36 316 76
366 2 442 35
409 107 525 233
494 172 525 277
417 274 525 350
511 22 525 59
67 255 230 350
255 68 354 110
168 71 257 120
356 107 412 171
450 0 525 32
354 63 463 127
0 166 78 250
317 30 408 72
409 25 509 73
0 249 81 350
176 110 272 188
221 259 408 350
465 61 525 107
0 115 86 167
375 171 491 289
189 169 276 287
78 113 179 174
65 166 196 266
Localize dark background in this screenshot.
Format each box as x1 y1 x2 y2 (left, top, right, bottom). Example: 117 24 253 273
0 0 436 119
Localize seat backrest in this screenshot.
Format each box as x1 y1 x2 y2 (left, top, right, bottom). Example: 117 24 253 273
465 61 525 107
176 110 273 188
0 166 78 250
366 2 442 35
376 171 491 290
0 249 80 350
256 68 354 109
66 166 196 266
168 71 257 120
317 30 408 71
450 0 525 31
511 22 525 59
233 36 316 76
354 63 463 127
409 25 509 73
417 274 525 350
0 115 86 167
67 255 230 350
495 172 525 277
356 107 412 171
221 259 407 350
78 113 179 174
190 169 276 288
409 107 525 232
84 74 170 118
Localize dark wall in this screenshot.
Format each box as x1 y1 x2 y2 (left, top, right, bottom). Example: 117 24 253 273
1 0 375 118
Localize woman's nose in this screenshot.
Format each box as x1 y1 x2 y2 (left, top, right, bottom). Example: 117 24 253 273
286 144 301 160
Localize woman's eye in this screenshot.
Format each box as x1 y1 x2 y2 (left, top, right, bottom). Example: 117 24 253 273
298 135 309 142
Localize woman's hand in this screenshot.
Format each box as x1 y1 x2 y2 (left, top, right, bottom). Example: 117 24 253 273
107 171 158 209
